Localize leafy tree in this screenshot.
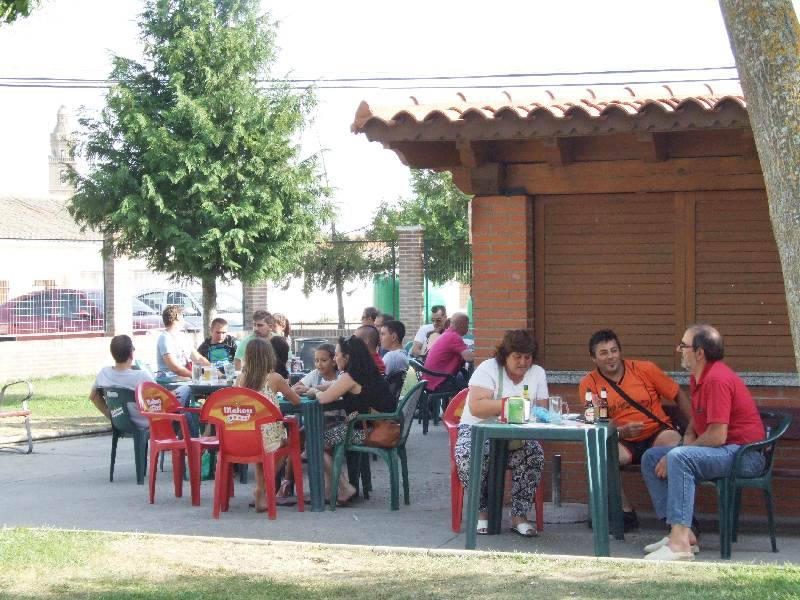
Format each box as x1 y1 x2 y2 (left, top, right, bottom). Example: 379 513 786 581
370 169 471 284
294 230 393 328
719 0 800 373
0 0 37 24
69 0 329 334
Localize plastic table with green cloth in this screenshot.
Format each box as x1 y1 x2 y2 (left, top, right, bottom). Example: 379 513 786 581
464 419 624 556
158 380 327 512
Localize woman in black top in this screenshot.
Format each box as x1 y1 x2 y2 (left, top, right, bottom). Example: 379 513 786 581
269 336 290 379
316 335 390 505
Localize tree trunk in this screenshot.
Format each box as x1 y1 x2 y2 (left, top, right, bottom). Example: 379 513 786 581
201 276 217 338
719 0 800 375
335 273 345 329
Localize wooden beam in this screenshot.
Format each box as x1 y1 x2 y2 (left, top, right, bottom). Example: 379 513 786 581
636 133 668 162
451 167 474 195
541 137 574 166
506 156 765 195
456 140 485 168
469 163 506 195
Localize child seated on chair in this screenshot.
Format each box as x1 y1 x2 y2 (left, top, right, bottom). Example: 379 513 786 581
236 337 301 512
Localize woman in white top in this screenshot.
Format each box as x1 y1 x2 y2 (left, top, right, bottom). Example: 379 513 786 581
236 337 301 512
454 329 547 537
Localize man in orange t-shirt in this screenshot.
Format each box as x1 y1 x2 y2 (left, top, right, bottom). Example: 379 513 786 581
579 329 691 531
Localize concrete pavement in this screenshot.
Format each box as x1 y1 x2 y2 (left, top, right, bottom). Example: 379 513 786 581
1 424 798 563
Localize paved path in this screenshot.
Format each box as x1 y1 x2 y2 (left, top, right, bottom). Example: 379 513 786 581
1 424 798 563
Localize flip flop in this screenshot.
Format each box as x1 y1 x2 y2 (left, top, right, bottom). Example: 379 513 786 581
276 496 297 507
644 544 694 561
510 522 537 537
476 519 489 535
643 536 700 554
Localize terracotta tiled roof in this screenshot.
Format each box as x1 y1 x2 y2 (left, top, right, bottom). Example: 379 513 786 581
0 196 101 241
351 82 746 134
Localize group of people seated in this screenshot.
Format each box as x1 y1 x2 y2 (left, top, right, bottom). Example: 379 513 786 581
456 323 765 561
88 300 765 561
88 304 414 510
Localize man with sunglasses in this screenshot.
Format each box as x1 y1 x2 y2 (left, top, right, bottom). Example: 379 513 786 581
641 324 765 561
411 305 447 357
579 329 691 532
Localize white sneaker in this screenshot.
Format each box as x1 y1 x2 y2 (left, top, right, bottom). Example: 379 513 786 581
643 536 700 554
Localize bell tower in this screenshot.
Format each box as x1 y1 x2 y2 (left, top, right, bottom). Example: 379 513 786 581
49 105 76 198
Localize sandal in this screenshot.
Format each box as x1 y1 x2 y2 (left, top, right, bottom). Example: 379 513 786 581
277 479 292 498
476 519 489 535
510 521 537 537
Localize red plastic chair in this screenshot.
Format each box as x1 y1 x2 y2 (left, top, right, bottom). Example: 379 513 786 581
442 389 544 534
201 387 304 520
136 381 218 506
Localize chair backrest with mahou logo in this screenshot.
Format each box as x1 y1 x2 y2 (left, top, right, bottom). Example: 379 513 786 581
136 382 183 440
201 387 283 459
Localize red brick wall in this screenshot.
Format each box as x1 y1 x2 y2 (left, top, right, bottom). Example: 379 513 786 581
471 195 534 359
0 332 201 382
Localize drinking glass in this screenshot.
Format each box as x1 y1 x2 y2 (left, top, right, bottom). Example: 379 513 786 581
192 363 202 382
224 362 236 383
548 396 562 424
560 398 570 419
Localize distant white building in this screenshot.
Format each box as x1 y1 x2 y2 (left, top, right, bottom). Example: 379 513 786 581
0 107 103 303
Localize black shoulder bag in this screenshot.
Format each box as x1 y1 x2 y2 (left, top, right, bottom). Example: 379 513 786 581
598 368 682 434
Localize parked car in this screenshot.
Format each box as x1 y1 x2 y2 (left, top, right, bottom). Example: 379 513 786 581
0 288 198 335
0 288 103 335
136 288 243 332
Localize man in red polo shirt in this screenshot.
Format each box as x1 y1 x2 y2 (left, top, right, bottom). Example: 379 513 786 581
422 312 475 391
641 324 765 561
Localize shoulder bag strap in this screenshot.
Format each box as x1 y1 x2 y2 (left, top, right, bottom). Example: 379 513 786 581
598 368 676 432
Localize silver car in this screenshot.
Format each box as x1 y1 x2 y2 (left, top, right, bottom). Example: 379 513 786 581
136 288 243 332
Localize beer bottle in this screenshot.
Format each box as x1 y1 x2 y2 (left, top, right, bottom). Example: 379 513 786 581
598 387 609 421
584 390 595 424
522 384 529 400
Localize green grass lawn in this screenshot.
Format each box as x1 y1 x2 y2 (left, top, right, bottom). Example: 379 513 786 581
1 528 799 599
0 375 106 440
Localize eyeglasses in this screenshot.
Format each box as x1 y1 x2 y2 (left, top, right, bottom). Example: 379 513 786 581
677 341 693 351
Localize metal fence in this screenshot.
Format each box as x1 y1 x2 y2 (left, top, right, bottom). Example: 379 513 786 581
0 286 105 336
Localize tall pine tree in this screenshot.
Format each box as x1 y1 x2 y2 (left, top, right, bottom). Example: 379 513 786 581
70 0 329 333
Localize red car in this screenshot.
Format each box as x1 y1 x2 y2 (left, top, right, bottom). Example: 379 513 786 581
0 289 173 335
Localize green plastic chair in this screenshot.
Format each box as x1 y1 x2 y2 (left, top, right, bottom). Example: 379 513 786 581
408 359 461 435
710 410 792 559
103 387 149 485
330 381 426 511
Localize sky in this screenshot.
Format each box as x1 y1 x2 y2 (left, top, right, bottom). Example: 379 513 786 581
0 0 749 234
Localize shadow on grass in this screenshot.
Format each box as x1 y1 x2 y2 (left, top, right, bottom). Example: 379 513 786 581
2 565 800 600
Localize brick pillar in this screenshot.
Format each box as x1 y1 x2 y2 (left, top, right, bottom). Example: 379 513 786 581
470 195 534 363
242 282 269 331
396 225 425 344
102 236 133 335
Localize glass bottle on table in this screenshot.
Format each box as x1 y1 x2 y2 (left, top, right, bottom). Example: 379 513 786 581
522 384 530 421
598 387 609 421
584 390 595 424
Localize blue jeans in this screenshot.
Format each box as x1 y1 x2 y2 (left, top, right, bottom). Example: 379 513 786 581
641 444 764 528
173 384 200 437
